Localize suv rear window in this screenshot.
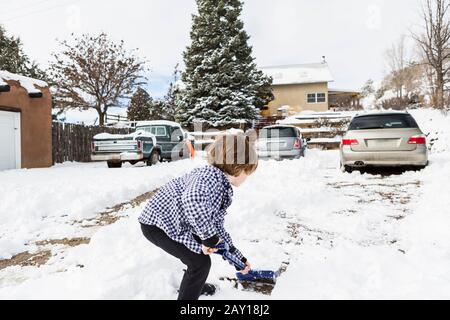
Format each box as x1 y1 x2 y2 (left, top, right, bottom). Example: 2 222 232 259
349 114 419 130
137 126 168 136
260 127 297 138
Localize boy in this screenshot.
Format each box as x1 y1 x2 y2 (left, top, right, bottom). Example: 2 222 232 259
139 134 258 300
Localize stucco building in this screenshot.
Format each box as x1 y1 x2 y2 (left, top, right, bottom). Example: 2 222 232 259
0 71 52 170
261 62 360 117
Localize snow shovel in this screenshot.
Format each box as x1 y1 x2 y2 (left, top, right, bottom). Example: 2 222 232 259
214 242 278 284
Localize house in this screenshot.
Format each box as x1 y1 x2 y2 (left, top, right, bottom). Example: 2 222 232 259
0 70 52 170
261 62 360 117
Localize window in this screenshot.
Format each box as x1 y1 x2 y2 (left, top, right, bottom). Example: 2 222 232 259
348 114 419 130
156 127 166 136
307 94 316 103
260 127 297 138
137 126 168 137
307 93 327 103
317 93 326 103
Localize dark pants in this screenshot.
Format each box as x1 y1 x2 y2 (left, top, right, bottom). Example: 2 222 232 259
140 223 211 300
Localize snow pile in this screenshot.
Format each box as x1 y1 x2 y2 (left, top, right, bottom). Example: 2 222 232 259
0 160 199 259
278 111 355 125
409 108 450 153
0 70 47 94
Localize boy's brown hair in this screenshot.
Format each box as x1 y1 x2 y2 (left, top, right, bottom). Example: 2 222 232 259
207 133 258 177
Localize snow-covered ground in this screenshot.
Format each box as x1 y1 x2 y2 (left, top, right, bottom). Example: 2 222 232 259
0 109 449 300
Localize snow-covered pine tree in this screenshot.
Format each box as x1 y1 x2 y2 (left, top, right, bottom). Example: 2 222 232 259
0 25 44 79
179 0 273 128
163 64 182 122
127 87 153 121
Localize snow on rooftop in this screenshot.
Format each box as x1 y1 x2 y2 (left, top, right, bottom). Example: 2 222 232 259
262 63 334 86
0 70 48 94
328 88 361 94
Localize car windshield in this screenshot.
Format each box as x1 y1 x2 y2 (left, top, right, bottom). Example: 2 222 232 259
260 127 296 138
349 114 419 130
136 126 167 136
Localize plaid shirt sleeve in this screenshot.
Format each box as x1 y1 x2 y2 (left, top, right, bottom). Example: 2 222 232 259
181 178 218 242
214 211 245 261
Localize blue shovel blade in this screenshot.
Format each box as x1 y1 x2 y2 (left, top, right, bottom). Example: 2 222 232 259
236 270 277 283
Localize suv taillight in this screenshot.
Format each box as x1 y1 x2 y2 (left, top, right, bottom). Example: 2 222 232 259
137 140 143 151
342 139 359 146
408 136 426 145
293 138 302 149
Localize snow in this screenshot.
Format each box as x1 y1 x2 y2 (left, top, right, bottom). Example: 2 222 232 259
277 105 291 111
136 120 182 128
262 63 334 86
309 137 341 143
54 107 128 126
300 127 335 133
94 130 156 144
189 128 245 144
0 70 47 94
278 110 355 125
0 161 199 260
190 128 244 137
1 108 450 299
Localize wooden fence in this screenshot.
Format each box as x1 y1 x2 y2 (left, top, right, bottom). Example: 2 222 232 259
52 122 131 164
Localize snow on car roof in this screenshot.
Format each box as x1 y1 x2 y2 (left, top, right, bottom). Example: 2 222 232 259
135 120 181 127
354 111 410 118
0 70 48 94
262 62 334 85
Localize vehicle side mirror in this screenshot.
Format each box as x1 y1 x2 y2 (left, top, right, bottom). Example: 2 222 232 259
178 135 184 142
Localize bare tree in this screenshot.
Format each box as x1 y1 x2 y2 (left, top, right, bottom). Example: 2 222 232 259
413 0 450 109
385 35 408 98
49 33 147 126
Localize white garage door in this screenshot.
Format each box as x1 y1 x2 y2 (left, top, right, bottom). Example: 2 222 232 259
0 110 21 170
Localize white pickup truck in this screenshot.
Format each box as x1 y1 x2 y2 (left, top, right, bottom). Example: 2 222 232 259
91 120 191 168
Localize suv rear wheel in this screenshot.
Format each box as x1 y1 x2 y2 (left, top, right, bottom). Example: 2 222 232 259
147 151 160 166
340 162 353 173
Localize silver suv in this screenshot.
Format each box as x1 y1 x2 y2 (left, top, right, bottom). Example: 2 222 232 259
340 112 428 172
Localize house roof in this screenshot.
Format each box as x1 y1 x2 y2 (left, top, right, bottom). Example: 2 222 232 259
0 70 48 94
262 63 334 86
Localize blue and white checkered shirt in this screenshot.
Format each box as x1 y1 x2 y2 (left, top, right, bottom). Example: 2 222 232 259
139 165 244 260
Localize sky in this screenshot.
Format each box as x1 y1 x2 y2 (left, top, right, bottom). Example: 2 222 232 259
0 0 423 99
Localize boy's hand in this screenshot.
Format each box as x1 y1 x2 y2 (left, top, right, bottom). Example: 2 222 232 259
202 245 218 255
239 261 251 275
